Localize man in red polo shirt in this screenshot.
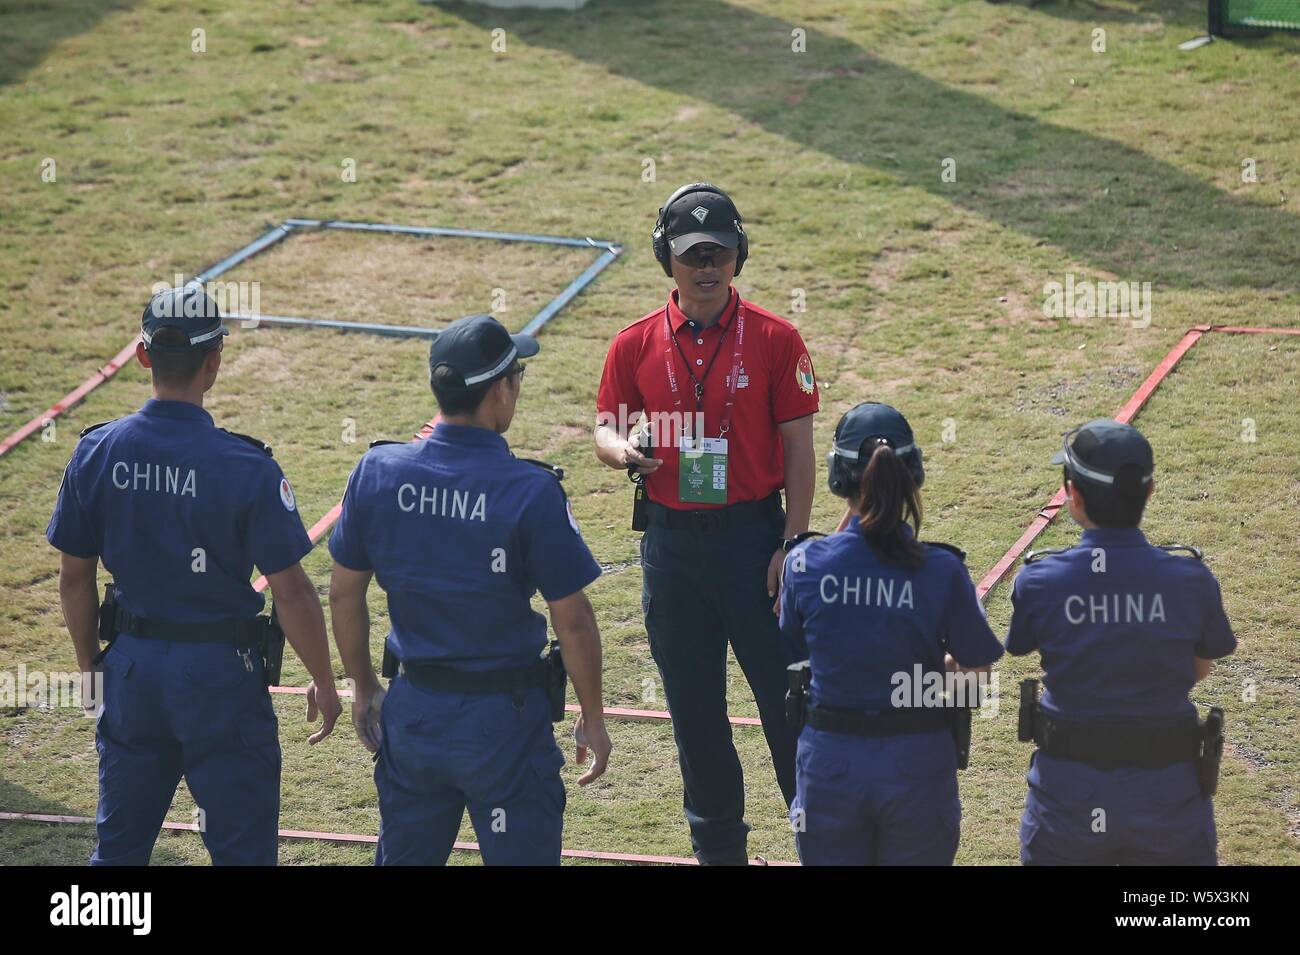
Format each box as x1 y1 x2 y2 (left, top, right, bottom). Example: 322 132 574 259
593 183 818 864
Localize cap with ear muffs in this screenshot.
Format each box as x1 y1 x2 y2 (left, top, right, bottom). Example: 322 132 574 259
651 182 748 277
827 402 925 498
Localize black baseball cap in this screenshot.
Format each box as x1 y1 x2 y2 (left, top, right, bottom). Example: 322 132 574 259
1052 418 1154 487
141 285 228 352
833 402 925 487
663 188 743 256
428 314 539 389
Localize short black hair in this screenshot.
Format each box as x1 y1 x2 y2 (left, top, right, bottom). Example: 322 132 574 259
148 328 214 386
1067 466 1149 528
430 361 519 416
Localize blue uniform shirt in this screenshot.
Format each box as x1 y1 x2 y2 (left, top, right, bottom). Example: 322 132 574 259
46 399 312 623
779 518 1003 710
328 422 602 671
1006 527 1236 720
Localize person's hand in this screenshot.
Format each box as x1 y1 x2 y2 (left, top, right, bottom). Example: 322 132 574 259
351 679 387 754
573 715 611 786
305 678 342 745
767 546 787 608
621 440 663 476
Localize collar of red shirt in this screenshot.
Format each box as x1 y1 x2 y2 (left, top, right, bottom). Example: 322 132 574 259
666 286 739 333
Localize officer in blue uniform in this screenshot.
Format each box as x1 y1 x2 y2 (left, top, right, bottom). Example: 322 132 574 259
328 314 612 866
1007 418 1236 865
779 402 1003 865
47 285 342 866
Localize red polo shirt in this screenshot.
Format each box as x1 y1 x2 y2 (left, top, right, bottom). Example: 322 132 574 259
596 287 819 510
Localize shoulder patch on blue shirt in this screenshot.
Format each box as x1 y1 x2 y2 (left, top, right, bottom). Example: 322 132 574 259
1024 547 1071 564
79 419 118 438
923 540 966 562
518 457 567 501
222 429 273 457
518 457 565 482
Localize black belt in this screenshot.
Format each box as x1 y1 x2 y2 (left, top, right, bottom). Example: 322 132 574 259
398 660 548 697
806 703 953 736
646 490 781 532
114 606 262 645
1033 712 1203 769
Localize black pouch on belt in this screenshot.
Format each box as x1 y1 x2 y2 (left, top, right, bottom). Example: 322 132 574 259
97 583 118 647
1018 678 1040 743
93 583 119 666
1198 706 1226 797
381 640 399 680
785 660 811 729
260 606 285 687
545 640 567 723
951 704 973 770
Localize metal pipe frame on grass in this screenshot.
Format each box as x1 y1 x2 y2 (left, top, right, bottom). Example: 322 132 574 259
0 219 622 457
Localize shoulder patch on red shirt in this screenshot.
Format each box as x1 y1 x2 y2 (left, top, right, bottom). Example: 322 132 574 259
796 352 815 394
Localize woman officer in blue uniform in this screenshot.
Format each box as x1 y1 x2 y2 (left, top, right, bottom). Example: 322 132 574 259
779 402 1003 865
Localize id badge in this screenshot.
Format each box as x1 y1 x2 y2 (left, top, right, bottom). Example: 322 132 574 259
679 436 728 504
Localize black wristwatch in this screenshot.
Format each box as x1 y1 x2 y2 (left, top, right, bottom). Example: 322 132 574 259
781 531 824 553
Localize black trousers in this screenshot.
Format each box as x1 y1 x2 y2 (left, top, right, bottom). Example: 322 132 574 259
639 493 798 864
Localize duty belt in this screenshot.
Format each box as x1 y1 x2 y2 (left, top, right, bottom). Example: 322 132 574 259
646 490 781 532
113 606 262 645
398 659 549 698
806 703 954 736
1032 711 1203 769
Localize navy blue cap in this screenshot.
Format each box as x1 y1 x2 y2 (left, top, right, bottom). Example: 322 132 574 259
428 314 539 389
832 402 925 485
1052 418 1154 487
141 285 228 352
664 188 742 256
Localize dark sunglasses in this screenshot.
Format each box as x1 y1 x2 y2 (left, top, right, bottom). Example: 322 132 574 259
674 244 738 269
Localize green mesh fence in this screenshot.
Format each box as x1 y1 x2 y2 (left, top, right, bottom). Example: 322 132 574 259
1214 0 1300 33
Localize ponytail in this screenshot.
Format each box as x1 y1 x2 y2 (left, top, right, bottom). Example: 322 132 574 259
855 442 924 569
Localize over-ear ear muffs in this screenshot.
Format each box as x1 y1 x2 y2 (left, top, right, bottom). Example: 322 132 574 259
910 446 926 489
826 413 856 498
827 443 926 498
827 447 854 498
651 182 748 278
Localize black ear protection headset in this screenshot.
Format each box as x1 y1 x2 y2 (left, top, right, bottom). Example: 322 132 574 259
826 416 926 499
651 182 748 278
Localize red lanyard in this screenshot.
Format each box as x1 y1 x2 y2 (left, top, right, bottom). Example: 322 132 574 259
662 299 746 437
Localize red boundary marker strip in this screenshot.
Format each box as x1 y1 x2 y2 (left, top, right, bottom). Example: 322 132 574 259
0 812 790 865
975 326 1209 598
0 337 142 459
1213 326 1300 336
1111 327 1207 424
974 491 1067 601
